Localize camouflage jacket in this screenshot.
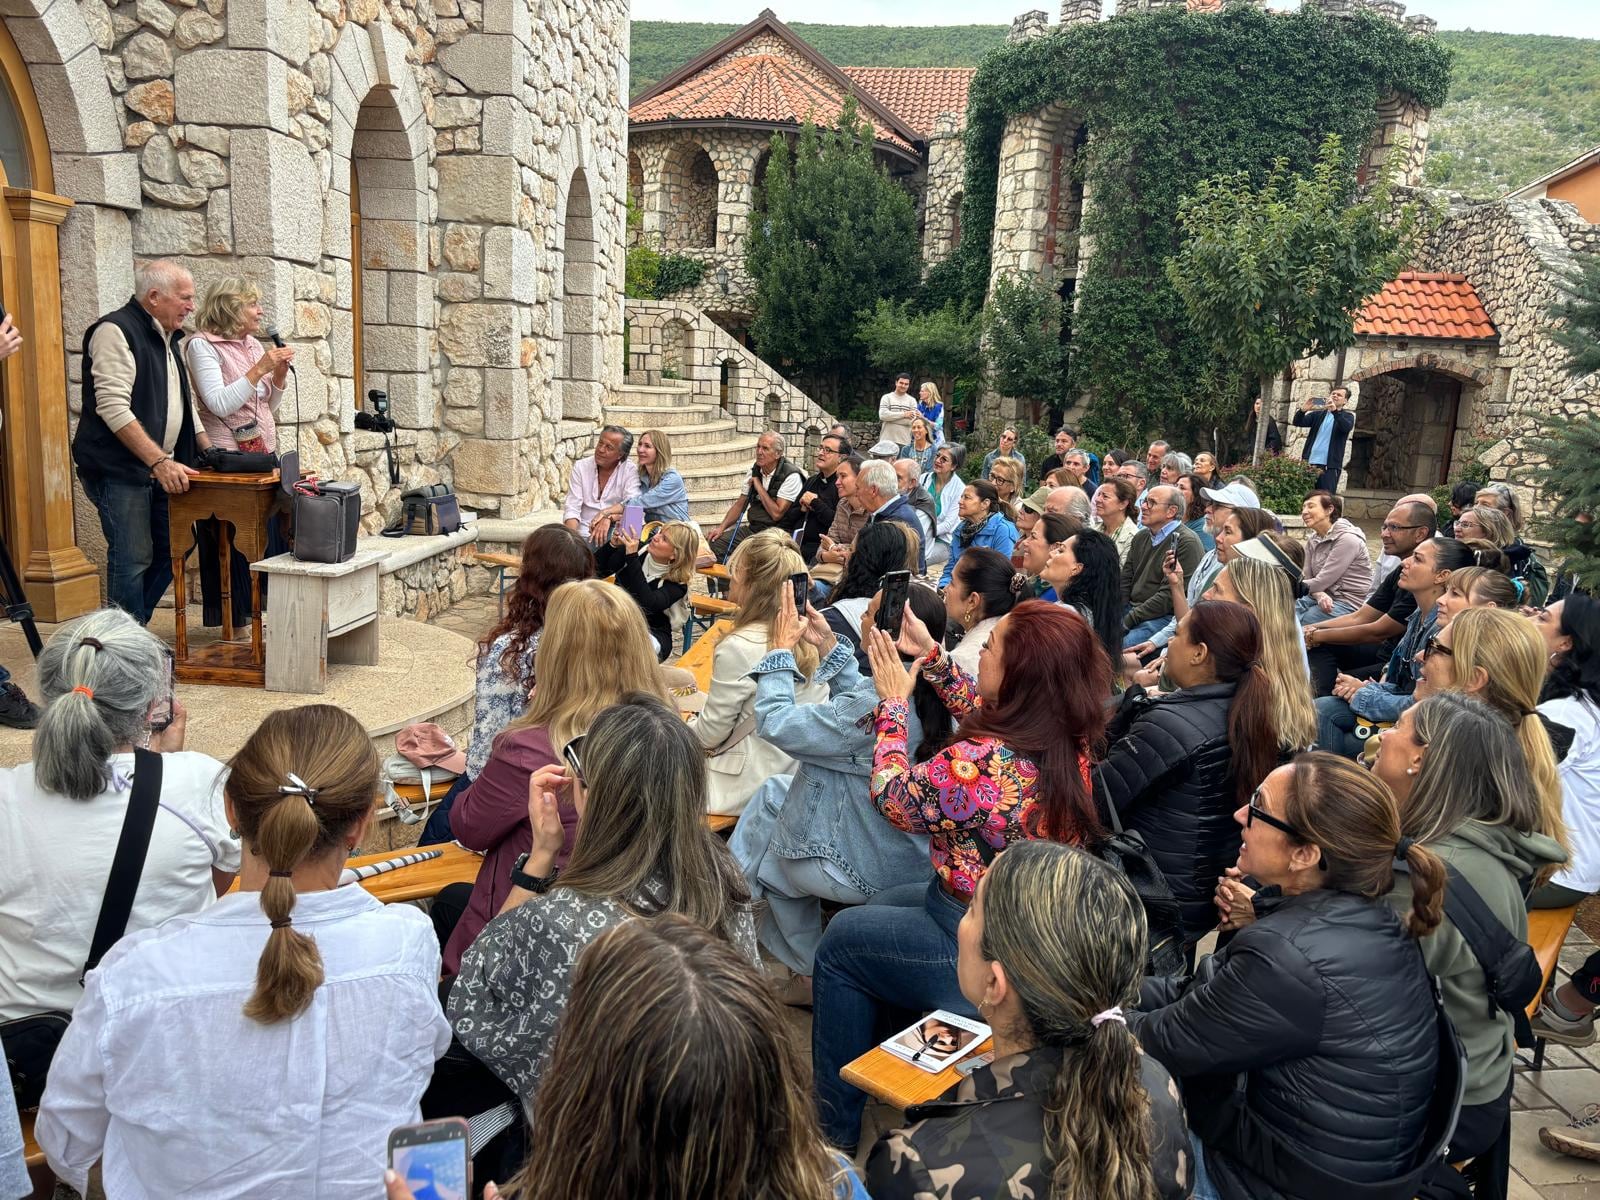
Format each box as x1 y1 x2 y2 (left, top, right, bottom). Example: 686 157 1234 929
864 1044 1193 1200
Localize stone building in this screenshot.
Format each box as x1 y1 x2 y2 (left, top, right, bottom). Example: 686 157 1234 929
0 0 630 624
626 9 974 329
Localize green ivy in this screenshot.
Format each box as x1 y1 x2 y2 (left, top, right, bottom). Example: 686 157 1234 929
653 254 707 298
941 5 1452 445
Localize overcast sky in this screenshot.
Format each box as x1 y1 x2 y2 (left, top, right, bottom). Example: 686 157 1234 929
631 0 1600 39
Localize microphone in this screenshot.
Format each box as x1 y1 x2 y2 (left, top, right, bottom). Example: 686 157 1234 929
262 325 294 372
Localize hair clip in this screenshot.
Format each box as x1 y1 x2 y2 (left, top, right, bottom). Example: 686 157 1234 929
1513 578 1526 599
72 685 94 699
278 772 318 807
80 638 103 652
1009 571 1028 595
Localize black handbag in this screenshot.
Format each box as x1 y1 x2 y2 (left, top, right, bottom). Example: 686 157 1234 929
2 749 164 1107
1093 798 1187 978
292 479 361 564
382 483 461 538
200 447 278 474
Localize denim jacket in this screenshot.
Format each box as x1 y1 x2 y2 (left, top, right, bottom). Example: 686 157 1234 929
748 639 930 896
1350 602 1439 723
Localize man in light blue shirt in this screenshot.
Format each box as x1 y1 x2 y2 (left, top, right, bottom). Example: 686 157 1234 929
1293 385 1355 492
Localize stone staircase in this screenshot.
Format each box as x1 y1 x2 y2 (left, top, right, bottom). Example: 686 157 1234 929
606 381 761 525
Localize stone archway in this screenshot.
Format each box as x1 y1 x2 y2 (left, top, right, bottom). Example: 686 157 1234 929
1347 365 1475 492
661 139 718 250
556 167 602 420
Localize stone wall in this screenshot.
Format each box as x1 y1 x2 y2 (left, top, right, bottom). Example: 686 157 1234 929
55 0 629 563
920 112 965 266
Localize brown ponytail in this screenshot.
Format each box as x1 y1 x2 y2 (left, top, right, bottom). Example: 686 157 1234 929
1185 601 1278 805
1398 839 1446 939
226 705 379 1024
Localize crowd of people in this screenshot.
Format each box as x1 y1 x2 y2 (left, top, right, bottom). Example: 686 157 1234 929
3 373 1599 1200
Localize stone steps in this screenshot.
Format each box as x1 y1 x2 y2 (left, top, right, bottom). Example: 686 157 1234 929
639 418 741 449
611 382 696 405
604 401 720 429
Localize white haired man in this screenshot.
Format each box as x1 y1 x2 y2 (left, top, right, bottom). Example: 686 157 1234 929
707 431 804 559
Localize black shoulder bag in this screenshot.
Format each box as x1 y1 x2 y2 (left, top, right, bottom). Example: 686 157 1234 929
2 749 164 1107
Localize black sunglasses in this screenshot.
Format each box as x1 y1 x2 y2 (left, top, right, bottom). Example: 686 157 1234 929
562 734 587 786
1247 789 1327 870
1423 634 1454 660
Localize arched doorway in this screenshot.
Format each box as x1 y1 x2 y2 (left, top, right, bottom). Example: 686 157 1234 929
557 168 601 419
0 18 98 619
1346 366 1469 492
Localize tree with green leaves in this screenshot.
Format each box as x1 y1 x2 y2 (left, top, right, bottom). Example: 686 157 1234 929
746 97 920 397
1535 251 1600 589
982 272 1066 428
856 298 983 416
1166 134 1423 463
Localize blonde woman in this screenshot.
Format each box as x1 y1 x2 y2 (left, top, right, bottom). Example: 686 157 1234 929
697 531 827 816
444 578 669 974
1204 554 1319 752
987 455 1024 511
184 275 296 631
916 380 944 445
595 520 700 659
597 428 689 526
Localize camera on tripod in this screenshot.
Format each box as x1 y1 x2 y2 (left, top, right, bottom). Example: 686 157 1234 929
355 388 396 434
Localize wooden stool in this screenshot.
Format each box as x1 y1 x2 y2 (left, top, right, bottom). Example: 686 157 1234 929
250 549 383 693
474 550 521 615
841 1038 994 1109
1525 903 1581 1071
685 595 739 649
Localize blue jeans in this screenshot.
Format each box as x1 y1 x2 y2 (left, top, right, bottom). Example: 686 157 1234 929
811 877 976 1148
1314 694 1362 758
1297 595 1357 626
1191 1139 1222 1200
81 475 172 626
1124 615 1170 648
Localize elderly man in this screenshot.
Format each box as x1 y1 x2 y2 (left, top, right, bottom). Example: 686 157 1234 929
74 259 215 626
1120 484 1204 647
857 458 925 572
893 458 936 549
1293 385 1356 493
981 428 1027 488
797 431 850 563
563 424 638 544
1046 486 1091 525
707 430 804 559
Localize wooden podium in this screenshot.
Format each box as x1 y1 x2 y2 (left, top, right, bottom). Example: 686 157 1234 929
166 470 280 686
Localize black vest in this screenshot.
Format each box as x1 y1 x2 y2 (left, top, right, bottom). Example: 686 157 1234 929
747 458 804 533
74 297 197 485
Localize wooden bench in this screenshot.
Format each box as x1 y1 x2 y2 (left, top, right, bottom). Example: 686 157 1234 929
474 550 522 615
20 1108 41 1167
674 618 731 694
250 549 385 693
685 595 739 649
841 1038 995 1110
227 843 485 905
1525 903 1581 1070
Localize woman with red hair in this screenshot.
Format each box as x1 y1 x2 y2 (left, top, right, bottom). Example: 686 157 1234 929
810 598 1111 1149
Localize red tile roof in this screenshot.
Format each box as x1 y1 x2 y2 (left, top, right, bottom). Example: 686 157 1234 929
630 53 916 153
840 67 975 139
1355 272 1498 341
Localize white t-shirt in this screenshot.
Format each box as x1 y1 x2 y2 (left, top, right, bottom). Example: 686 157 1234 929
0 751 239 1020
1541 695 1600 892
758 466 804 504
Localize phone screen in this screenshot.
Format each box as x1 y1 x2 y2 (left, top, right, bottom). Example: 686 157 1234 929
149 648 176 732
620 504 645 540
388 1120 469 1200
876 570 911 639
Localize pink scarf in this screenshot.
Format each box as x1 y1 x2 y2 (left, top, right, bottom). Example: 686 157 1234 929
194 331 277 452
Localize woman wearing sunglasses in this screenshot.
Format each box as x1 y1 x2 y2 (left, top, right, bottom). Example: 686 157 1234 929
1132 753 1448 1200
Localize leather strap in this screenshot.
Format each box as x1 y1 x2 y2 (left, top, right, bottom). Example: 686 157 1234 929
81 747 163 983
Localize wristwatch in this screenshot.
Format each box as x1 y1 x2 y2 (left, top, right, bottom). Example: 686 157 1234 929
510 852 559 894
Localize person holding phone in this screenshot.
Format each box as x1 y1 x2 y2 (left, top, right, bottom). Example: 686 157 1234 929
593 520 699 660
1293 384 1356 493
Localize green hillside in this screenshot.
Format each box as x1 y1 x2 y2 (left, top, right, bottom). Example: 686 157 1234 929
629 21 1600 200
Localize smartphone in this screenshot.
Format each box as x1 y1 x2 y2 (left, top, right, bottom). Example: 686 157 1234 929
387 1119 470 1199
620 503 645 541
789 571 810 614
1311 395 1328 409
876 570 912 639
149 647 176 732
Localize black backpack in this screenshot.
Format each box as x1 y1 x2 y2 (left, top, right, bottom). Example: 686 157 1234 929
1395 857 1543 1046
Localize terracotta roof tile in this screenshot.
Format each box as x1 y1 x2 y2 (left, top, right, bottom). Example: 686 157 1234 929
629 53 916 153
1355 272 1497 341
839 67 975 139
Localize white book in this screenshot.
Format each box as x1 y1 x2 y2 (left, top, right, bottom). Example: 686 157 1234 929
880 1009 991 1074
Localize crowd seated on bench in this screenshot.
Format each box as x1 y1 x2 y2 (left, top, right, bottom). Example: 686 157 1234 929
11 413 1600 1200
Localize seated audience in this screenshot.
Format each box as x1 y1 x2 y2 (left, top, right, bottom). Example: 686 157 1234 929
732 584 950 984
936 480 1018 590
920 442 966 571
818 522 917 669
1193 451 1221 489
1297 490 1372 625
1047 482 1091 524
423 525 595 846
562 424 638 544
1092 476 1140 564
698 532 827 816
444 579 668 975
980 427 1026 486
1134 753 1447 1200
1098 602 1279 947
0 610 237 1061
1130 504 1275 660
1122 484 1205 647
797 432 851 564
706 431 805 560
867 842 1192 1200
811 601 1110 1149
450 696 757 1104
591 428 688 526
444 915 866 1200
1315 538 1473 757
1434 564 1520 620
893 457 936 548
1304 499 1436 694
854 459 926 573
1177 472 1214 550
1475 483 1549 604
1457 502 1548 605
941 547 1022 678
595 520 699 660
1043 528 1125 672
1375 694 1565 1194
899 416 937 475
812 454 868 586
1441 479 1483 538
1036 427 1077 483
1159 450 1193 485
986 454 1024 515
38 706 448 1197
1016 511 1077 599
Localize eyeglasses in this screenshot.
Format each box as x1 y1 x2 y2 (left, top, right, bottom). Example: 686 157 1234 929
1381 522 1425 533
1423 634 1454 660
1246 788 1327 870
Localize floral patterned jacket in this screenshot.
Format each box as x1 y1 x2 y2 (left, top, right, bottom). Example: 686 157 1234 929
871 651 1089 902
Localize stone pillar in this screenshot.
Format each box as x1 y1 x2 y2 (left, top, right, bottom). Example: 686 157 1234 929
1060 0 1101 24
1404 13 1438 36
1364 0 1406 21
1008 10 1049 42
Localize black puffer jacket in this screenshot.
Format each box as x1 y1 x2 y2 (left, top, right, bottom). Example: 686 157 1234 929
1131 890 1440 1200
1094 682 1239 942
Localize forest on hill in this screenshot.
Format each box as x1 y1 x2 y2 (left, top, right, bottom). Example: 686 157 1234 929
629 21 1600 200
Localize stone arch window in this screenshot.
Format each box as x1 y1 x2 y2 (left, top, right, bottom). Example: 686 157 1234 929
627 151 644 247
662 140 719 251
949 190 963 251
557 168 602 419
763 392 783 430
719 357 738 407
661 317 692 380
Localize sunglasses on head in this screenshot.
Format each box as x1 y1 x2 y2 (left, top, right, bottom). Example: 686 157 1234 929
1247 788 1327 870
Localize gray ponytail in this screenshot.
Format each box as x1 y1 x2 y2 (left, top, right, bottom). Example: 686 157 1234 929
34 608 166 800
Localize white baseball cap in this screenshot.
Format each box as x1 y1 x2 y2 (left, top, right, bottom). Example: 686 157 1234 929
1199 481 1262 509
